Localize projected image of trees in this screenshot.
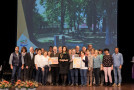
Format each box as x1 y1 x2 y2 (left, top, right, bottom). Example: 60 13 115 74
22 0 117 50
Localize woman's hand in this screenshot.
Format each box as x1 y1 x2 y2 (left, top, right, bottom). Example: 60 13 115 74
111 66 113 70
88 67 91 71
42 68 44 71
49 68 51 71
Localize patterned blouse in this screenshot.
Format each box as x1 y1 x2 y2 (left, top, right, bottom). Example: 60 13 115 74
102 55 113 67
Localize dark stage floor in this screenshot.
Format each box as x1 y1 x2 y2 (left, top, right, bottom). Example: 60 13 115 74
9 83 134 90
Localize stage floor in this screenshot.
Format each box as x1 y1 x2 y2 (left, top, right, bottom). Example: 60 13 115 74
9 83 134 90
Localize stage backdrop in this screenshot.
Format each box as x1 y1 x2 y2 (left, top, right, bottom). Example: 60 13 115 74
17 0 117 52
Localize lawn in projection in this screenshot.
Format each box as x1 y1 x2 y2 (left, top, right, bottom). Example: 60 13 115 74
17 0 117 52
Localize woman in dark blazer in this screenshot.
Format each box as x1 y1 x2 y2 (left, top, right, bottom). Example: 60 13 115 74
58 46 70 86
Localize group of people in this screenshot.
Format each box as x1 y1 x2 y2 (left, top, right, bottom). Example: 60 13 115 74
9 44 123 87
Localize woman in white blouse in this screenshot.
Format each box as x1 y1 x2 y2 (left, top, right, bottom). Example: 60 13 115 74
35 48 43 83
42 51 51 85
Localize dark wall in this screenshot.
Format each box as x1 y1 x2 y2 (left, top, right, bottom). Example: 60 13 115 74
117 0 134 83
1 0 17 71
1 0 134 82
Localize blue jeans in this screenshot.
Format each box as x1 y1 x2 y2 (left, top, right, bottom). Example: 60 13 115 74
80 69 87 85
42 66 49 85
36 67 42 83
11 66 21 84
70 69 78 84
93 68 100 85
114 66 122 84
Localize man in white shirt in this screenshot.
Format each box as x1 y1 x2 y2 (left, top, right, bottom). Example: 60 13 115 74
35 48 43 83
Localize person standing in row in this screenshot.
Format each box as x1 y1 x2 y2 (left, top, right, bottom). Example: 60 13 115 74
80 51 88 86
75 46 80 56
35 48 43 83
90 48 95 84
102 48 113 86
112 47 123 87
42 51 51 85
20 47 27 81
58 46 70 86
88 44 93 52
93 50 102 86
86 50 93 86
68 49 72 85
75 46 81 85
69 49 79 86
58 46 62 54
24 47 35 81
98 49 104 86
9 46 24 85
50 46 59 86
49 46 53 52
34 48 38 55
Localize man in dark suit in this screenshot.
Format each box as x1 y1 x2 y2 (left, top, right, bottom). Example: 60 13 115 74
24 47 35 81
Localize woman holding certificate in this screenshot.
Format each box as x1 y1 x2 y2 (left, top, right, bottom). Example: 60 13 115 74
58 46 70 86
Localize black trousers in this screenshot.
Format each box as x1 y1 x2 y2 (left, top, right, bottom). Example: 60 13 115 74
24 66 34 81
93 68 100 85
51 67 59 84
0 71 3 80
21 69 24 81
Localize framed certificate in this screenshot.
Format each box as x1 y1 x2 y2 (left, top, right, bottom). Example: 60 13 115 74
49 57 58 64
73 57 81 68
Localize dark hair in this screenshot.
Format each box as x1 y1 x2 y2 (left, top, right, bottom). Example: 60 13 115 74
49 46 53 49
21 46 27 53
104 48 109 52
37 48 41 52
62 46 68 53
98 49 103 53
80 51 85 55
35 48 38 51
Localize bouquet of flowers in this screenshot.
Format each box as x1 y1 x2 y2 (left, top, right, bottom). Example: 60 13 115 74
24 81 38 89
15 80 25 89
0 80 12 89
15 80 38 89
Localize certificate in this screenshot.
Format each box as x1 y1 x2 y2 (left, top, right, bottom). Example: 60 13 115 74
49 57 58 64
73 57 81 68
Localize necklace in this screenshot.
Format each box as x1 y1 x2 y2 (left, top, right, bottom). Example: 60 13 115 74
60 53 63 59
